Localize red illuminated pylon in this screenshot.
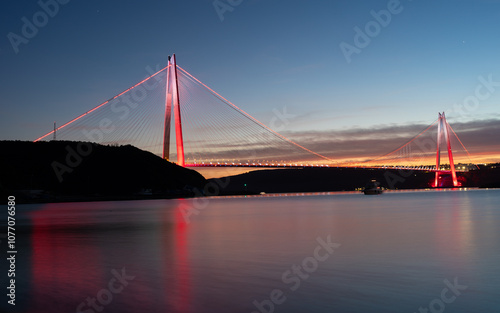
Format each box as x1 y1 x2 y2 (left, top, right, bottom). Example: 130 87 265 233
163 54 185 166
434 112 458 187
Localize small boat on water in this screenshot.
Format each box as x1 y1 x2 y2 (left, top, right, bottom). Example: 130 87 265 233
363 180 383 195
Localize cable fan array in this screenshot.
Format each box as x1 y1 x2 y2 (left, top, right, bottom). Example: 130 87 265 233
34 64 335 166
175 66 334 166
34 60 477 170
357 117 478 170
35 67 169 156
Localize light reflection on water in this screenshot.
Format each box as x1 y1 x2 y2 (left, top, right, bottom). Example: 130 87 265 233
3 189 500 313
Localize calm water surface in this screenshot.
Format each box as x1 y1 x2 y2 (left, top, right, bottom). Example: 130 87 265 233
3 189 500 313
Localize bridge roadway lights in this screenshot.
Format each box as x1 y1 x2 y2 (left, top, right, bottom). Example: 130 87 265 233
184 163 334 168
183 163 459 169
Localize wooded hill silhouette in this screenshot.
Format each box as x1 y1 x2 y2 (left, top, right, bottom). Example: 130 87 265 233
0 141 206 202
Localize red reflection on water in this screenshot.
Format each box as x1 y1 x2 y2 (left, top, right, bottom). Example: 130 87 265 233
176 206 191 312
433 195 473 270
161 202 192 313
28 203 104 312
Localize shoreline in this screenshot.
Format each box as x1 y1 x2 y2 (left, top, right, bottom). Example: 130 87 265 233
9 186 498 205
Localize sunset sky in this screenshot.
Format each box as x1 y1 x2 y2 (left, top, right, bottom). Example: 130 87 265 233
1 0 499 169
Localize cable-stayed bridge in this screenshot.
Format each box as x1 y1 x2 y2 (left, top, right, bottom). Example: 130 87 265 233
34 54 478 187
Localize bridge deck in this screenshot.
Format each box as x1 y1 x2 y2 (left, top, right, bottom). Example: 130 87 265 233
184 163 467 172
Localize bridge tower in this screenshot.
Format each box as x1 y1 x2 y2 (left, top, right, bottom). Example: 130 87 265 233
163 54 185 166
434 112 458 187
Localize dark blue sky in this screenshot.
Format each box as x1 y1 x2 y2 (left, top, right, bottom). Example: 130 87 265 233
1 0 500 158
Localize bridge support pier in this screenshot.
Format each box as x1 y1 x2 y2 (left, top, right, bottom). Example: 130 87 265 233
434 112 458 187
163 54 185 166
